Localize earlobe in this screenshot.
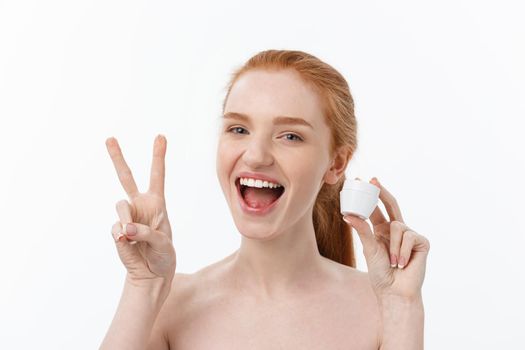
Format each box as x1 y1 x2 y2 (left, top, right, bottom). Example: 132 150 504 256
324 172 339 185
324 169 344 185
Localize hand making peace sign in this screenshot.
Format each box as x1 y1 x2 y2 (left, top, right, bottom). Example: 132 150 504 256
343 178 430 302
105 135 176 284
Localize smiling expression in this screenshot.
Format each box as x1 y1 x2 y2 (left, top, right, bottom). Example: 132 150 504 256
216 68 336 240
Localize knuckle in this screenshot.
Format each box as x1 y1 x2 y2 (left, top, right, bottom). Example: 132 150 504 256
115 199 127 210
134 222 150 236
423 237 431 251
111 222 121 234
404 230 417 240
404 236 415 246
390 220 403 231
401 236 416 250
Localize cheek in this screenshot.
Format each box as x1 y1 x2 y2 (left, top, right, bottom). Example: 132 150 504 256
217 140 239 163
216 140 239 182
294 173 319 196
284 156 325 199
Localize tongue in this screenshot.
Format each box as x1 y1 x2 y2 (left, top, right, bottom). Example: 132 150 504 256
243 187 281 209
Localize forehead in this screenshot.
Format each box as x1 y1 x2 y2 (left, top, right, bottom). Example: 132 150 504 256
224 69 325 127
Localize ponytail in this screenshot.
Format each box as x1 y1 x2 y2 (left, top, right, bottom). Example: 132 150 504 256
313 174 356 267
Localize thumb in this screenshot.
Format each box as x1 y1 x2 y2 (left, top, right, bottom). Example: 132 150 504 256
121 221 172 254
343 214 379 258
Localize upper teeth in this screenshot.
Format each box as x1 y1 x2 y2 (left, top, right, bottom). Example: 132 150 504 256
240 177 283 189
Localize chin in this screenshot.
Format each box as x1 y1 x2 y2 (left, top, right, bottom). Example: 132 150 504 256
235 221 281 242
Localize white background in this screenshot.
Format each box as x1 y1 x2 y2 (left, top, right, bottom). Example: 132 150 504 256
1 0 524 348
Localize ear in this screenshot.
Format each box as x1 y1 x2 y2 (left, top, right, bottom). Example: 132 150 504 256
323 146 352 185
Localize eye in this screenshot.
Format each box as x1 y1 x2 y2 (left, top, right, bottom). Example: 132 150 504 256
226 127 303 142
283 133 303 142
227 126 248 134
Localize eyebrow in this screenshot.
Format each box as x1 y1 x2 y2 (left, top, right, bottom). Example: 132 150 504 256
222 112 314 129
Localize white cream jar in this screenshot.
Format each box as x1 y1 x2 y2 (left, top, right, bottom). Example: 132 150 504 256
340 179 380 220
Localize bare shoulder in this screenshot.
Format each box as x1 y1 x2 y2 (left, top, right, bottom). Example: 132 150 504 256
159 259 231 327
156 259 382 349
151 271 198 347
325 260 383 346
160 272 200 322
149 274 190 324
334 262 381 311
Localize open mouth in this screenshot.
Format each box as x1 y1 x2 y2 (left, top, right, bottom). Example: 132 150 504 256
236 177 285 210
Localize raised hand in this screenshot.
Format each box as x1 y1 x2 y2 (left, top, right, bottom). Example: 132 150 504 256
106 135 176 284
343 177 430 301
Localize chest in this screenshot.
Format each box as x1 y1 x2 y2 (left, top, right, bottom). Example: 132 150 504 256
168 292 381 350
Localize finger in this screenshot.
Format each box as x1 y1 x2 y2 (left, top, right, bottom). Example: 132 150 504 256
398 230 419 269
111 221 134 245
368 178 388 226
343 214 380 258
355 176 388 225
149 134 167 195
116 199 133 223
369 205 388 226
123 221 172 253
372 177 404 223
115 199 139 244
399 230 430 269
389 220 407 268
373 222 392 239
106 137 140 198
111 221 125 242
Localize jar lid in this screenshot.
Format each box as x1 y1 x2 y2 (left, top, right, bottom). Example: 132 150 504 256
342 179 380 196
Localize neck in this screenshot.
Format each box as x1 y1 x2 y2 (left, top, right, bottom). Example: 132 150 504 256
228 213 330 299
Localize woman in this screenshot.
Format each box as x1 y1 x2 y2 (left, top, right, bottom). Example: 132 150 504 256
101 50 430 350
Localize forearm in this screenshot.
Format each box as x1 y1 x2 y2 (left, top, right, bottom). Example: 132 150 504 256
100 276 172 350
379 294 425 350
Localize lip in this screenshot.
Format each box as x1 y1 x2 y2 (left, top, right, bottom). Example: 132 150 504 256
235 177 285 216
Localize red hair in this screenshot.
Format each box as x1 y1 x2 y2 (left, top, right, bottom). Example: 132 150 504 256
221 50 358 267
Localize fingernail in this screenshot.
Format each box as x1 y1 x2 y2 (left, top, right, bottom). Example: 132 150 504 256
397 256 406 269
115 233 124 242
390 254 397 268
125 223 137 236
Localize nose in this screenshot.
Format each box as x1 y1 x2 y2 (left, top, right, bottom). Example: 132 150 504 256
241 136 274 168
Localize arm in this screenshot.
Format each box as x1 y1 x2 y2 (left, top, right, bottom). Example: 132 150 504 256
99 276 172 350
103 135 176 349
379 295 425 350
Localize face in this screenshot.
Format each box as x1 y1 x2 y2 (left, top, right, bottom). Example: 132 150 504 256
216 68 344 241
